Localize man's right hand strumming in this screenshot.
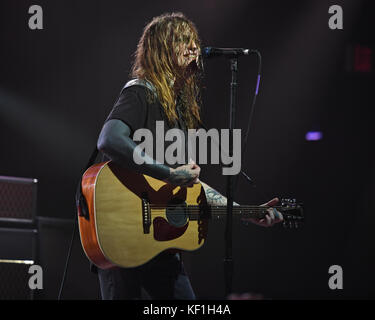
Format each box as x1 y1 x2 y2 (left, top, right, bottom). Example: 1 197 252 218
165 161 201 187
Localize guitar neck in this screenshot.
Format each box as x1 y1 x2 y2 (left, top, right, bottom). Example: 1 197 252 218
207 205 275 220
150 204 278 220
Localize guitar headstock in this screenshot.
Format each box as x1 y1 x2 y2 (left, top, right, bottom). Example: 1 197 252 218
279 198 304 229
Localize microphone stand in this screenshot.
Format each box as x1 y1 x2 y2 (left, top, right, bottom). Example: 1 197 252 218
224 58 238 298
202 49 261 298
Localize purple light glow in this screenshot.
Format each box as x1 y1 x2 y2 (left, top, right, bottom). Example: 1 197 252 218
305 131 323 141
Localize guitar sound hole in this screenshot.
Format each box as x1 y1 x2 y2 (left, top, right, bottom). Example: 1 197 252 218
166 198 188 227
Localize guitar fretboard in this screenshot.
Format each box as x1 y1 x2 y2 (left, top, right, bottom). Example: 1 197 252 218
149 205 283 220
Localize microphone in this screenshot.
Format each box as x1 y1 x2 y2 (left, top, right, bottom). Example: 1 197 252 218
201 47 252 59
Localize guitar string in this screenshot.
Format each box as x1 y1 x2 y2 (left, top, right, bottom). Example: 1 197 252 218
147 209 299 214
148 209 299 217
148 205 294 209
148 207 302 219
148 206 296 211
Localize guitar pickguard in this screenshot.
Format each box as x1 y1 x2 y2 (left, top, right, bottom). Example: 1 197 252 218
153 217 189 241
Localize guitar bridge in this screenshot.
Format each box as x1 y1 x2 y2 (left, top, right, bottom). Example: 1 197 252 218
141 193 151 234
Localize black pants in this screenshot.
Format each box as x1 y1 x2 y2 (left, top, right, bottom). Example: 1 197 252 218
97 252 196 300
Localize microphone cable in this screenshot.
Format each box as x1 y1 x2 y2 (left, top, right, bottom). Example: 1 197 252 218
57 147 98 300
234 49 262 192
57 218 77 300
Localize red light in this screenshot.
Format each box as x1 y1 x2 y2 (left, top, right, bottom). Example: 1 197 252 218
354 45 372 72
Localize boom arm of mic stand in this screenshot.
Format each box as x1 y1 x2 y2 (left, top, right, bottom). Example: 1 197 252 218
194 121 257 189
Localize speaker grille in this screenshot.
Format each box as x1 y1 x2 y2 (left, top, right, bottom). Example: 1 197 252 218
0 176 37 223
0 260 34 300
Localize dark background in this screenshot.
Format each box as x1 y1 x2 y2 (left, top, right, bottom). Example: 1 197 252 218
0 0 374 299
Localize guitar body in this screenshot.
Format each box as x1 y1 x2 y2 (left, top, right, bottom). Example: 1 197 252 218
78 161 208 269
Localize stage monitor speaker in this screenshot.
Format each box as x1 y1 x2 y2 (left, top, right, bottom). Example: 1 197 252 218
0 260 34 300
0 175 37 225
0 228 38 300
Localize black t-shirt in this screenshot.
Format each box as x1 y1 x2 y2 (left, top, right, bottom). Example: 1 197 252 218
105 83 191 168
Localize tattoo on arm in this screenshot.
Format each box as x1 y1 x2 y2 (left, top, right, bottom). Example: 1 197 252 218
201 182 239 206
170 168 192 185
205 186 227 206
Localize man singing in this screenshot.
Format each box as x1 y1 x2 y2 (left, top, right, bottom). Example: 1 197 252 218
95 12 283 300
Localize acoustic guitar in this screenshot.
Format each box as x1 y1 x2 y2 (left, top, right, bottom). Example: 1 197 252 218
77 161 303 269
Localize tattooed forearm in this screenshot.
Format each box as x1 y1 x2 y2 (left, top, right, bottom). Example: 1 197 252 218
201 182 239 206
204 186 227 206
167 168 193 185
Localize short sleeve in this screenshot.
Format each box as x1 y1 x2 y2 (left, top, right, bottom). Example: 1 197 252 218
105 86 148 134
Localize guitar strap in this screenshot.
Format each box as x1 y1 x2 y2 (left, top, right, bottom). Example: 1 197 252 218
122 78 157 96
75 79 157 220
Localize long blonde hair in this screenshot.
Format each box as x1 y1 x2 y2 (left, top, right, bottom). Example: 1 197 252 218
131 12 202 128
